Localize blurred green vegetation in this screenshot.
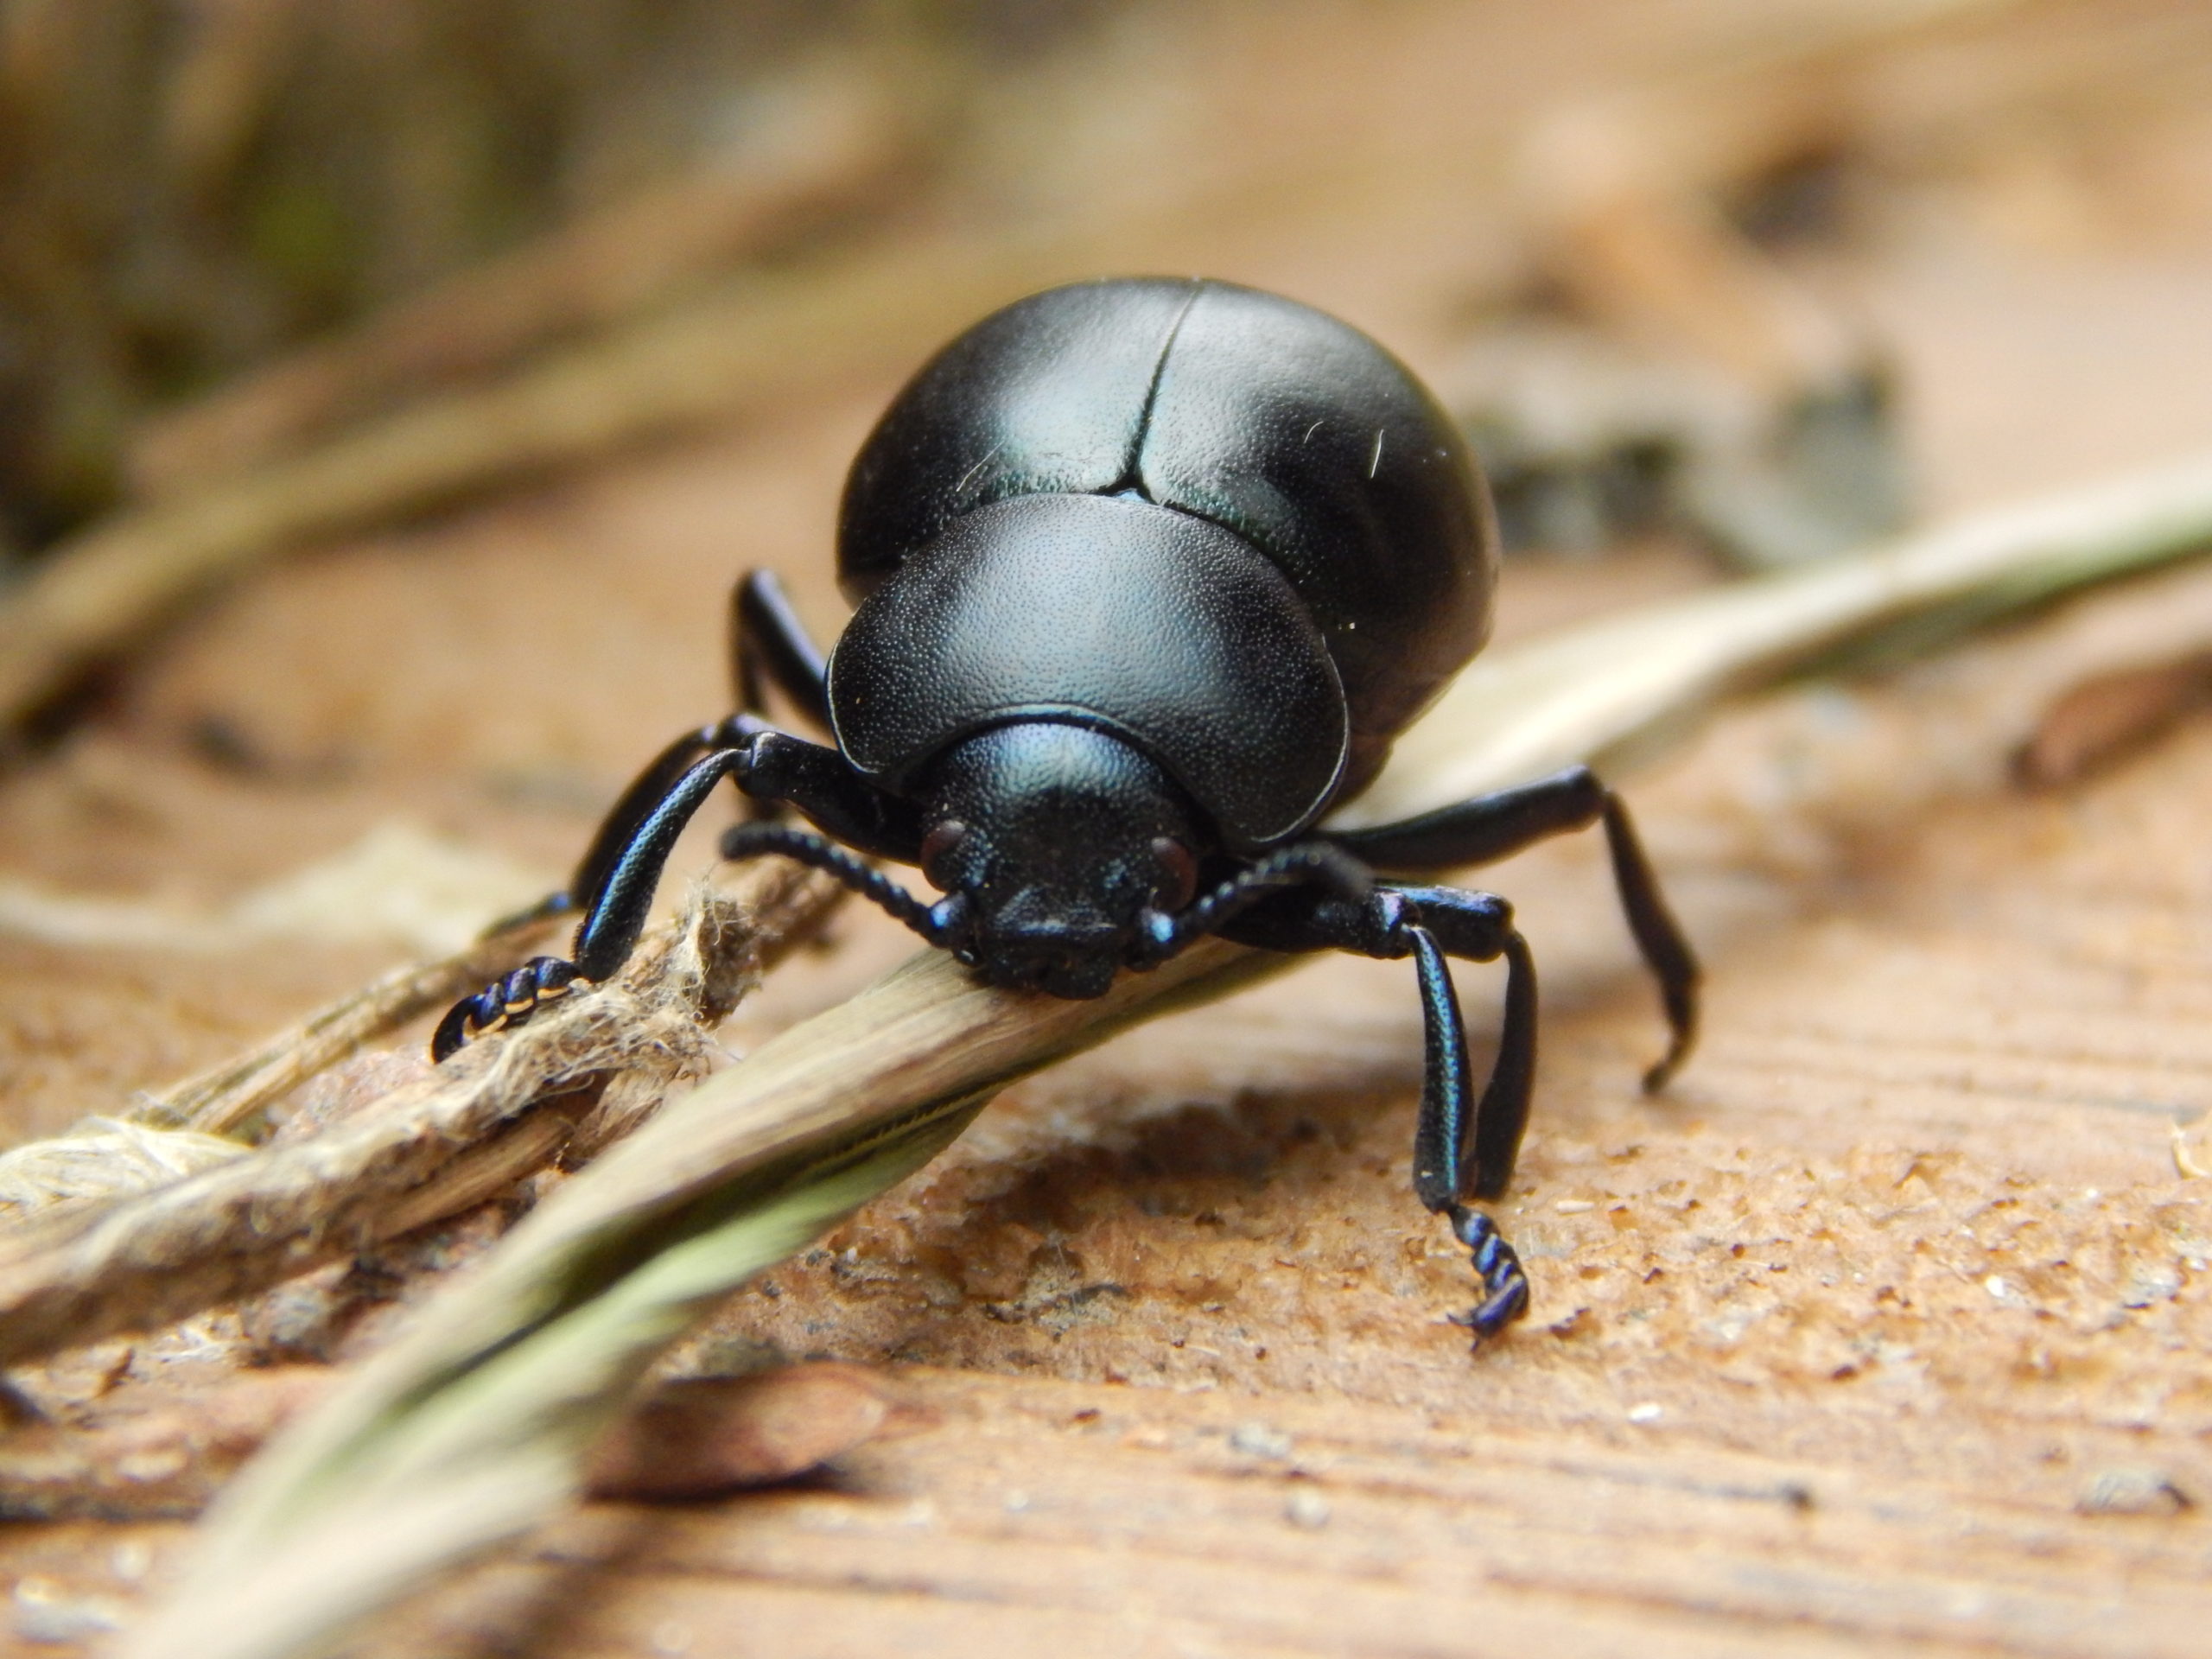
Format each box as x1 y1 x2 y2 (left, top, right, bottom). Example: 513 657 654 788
0 0 1120 549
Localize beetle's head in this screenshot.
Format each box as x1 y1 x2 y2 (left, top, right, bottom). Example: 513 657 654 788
913 723 1204 999
721 717 1370 996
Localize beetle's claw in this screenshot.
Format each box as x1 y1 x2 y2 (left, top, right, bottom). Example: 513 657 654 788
431 956 584 1062
1640 1010 1698 1095
1443 1203 1530 1349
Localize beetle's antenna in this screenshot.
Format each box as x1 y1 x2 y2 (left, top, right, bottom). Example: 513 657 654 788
1140 842 1372 962
721 823 948 943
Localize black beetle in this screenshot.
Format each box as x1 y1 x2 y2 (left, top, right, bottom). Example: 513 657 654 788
435 277 1699 1340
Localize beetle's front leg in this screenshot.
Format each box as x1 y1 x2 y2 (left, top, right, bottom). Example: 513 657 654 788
561 715 772 923
1221 881 1536 1344
433 725 921 1061
741 730 923 861
434 734 761 1060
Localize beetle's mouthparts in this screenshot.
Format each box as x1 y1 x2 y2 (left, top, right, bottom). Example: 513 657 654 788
980 931 1122 999
970 907 1123 996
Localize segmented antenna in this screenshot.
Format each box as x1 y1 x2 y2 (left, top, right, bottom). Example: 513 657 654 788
721 823 946 942
1137 842 1373 963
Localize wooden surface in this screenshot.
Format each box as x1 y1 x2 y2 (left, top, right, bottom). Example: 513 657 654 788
4 3 2212 1653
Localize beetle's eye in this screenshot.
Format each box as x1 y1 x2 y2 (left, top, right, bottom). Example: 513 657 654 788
919 820 969 888
1150 836 1198 911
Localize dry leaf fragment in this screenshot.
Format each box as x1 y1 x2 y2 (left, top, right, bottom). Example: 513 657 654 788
584 1363 931 1500
266 1051 437 1144
2012 653 2212 789
0 864 838 1373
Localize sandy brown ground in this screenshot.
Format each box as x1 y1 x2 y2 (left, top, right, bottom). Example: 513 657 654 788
5 2 2212 1654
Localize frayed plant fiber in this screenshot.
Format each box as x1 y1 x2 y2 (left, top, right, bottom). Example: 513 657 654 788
0 1122 250 1217
0 861 841 1371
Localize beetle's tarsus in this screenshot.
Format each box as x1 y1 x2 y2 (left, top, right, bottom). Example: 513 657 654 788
1444 1203 1530 1345
1641 1020 1697 1095
431 956 583 1062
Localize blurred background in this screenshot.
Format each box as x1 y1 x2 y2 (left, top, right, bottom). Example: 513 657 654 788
0 0 2206 556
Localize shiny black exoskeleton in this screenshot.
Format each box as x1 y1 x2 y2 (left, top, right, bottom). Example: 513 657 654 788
435 278 1700 1344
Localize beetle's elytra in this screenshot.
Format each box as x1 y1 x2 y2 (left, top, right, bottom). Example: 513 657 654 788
435 277 1700 1344
836 276 1494 831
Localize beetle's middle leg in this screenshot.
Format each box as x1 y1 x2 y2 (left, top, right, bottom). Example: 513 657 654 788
486 568 823 950
1328 764 1698 1090
489 568 832 954
1221 880 1536 1342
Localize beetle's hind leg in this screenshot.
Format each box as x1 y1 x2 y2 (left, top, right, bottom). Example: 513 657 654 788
1219 880 1536 1344
732 570 830 729
1328 764 1699 1090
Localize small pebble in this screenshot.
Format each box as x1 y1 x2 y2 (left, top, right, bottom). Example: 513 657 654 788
2121 1262 2183 1309
1230 1421 1294 1459
1553 1199 1596 1215
1286 1489 1332 1529
13 1579 124 1645
1626 1402 1663 1425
